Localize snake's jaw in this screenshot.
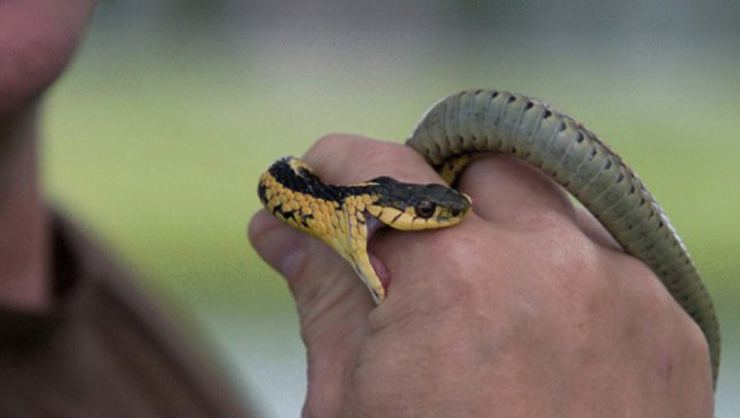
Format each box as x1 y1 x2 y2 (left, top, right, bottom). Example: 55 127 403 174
352 262 386 304
348 243 387 305
340 208 387 304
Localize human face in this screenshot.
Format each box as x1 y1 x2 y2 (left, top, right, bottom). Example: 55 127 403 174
0 0 97 118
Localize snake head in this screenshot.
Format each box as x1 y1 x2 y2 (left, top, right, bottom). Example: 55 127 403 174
367 176 472 231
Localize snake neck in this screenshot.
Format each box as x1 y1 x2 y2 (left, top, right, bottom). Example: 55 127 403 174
258 157 382 239
435 154 477 185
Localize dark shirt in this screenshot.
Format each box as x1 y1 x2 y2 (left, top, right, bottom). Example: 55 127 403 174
0 216 256 417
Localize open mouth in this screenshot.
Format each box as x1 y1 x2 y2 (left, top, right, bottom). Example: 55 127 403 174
365 213 384 241
365 212 391 292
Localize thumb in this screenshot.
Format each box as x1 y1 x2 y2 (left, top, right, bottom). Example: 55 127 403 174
248 210 373 320
248 210 371 415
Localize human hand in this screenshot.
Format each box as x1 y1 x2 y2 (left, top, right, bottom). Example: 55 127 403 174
248 134 713 417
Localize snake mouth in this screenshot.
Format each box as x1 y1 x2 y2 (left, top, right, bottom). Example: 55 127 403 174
365 212 391 292
365 213 384 241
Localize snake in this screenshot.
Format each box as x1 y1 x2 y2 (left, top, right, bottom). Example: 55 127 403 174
257 89 720 388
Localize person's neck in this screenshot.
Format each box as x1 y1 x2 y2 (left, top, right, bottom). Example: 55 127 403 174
0 106 50 311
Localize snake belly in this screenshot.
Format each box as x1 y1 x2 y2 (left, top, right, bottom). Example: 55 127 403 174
406 89 720 388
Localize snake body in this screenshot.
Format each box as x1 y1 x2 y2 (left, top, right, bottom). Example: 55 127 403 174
408 89 719 387
259 88 720 387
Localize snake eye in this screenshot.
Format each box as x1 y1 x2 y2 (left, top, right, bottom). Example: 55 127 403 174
415 200 436 219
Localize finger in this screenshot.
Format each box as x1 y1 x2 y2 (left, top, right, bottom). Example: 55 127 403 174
303 133 442 185
248 210 371 417
457 155 576 226
300 134 454 300
248 210 372 316
253 134 445 312
574 206 621 251
252 134 449 415
459 155 622 251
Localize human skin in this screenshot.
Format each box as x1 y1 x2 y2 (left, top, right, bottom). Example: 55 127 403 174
0 1 715 415
0 0 96 310
249 134 714 417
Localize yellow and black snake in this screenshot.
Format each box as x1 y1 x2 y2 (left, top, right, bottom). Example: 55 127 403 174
258 156 471 303
258 89 720 388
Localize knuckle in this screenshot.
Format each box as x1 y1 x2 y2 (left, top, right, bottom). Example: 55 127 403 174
311 132 355 154
311 133 394 157
525 229 608 320
611 253 677 316
553 243 600 280
523 210 573 235
361 143 404 168
350 140 422 175
684 318 711 359
417 231 488 307
534 220 601 282
308 134 422 183
664 302 713 386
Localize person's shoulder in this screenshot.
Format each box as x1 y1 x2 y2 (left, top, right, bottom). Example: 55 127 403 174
0 211 258 418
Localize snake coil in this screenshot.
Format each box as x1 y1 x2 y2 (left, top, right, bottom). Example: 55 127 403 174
407 89 720 387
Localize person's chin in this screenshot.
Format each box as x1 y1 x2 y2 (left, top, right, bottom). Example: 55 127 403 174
0 0 96 117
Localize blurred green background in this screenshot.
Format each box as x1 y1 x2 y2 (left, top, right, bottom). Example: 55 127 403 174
43 1 739 416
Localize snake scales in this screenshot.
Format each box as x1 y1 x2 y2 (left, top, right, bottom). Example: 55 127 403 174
407 89 719 387
259 88 720 388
